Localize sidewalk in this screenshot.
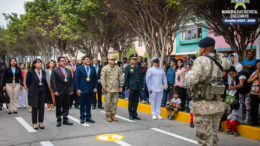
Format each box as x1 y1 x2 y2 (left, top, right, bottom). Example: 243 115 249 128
102 96 260 140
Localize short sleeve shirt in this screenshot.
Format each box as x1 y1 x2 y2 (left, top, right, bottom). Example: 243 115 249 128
241 59 257 73
175 67 185 86
170 98 181 108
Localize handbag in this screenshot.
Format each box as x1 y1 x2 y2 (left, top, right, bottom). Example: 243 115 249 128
0 91 10 103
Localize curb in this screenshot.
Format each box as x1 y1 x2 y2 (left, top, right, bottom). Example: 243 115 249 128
101 96 260 140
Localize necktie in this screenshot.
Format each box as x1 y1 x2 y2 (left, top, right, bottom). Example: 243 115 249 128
87 66 89 74
62 68 65 73
95 66 98 73
73 65 75 72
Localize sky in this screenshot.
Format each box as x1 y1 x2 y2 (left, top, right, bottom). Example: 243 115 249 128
0 0 34 28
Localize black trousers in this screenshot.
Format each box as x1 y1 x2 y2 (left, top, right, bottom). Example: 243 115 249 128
70 88 79 108
92 84 102 107
128 90 140 117
32 87 46 124
250 94 259 125
55 94 70 121
177 86 186 111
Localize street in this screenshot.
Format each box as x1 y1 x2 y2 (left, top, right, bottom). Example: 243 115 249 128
0 104 259 146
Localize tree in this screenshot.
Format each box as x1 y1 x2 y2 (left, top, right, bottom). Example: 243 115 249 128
106 0 190 67
189 0 260 60
127 46 138 59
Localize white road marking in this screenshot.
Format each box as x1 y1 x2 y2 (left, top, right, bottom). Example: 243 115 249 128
100 111 135 122
67 115 90 126
2 104 8 111
114 140 133 146
15 117 37 133
151 128 198 144
40 141 54 146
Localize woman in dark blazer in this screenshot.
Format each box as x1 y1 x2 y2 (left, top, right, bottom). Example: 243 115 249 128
2 58 23 114
26 58 53 130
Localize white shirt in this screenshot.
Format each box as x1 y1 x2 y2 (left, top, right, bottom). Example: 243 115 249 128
146 66 167 92
71 63 77 71
123 63 128 69
170 98 181 108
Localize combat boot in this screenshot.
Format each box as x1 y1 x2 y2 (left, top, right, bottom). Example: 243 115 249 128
111 115 118 122
106 115 112 122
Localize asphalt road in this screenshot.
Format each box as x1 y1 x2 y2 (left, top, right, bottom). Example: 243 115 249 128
0 103 259 146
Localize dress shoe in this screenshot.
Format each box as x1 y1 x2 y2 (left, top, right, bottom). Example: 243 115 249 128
13 111 18 114
80 120 84 124
129 116 134 120
107 116 112 122
86 119 95 123
56 121 62 127
111 115 118 122
157 115 163 120
92 106 96 109
133 116 141 120
8 111 12 114
152 115 157 120
38 124 45 129
98 107 104 109
33 127 38 130
63 120 73 125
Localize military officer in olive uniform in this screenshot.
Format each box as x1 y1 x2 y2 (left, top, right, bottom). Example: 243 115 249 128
124 54 144 120
101 56 124 122
185 37 231 146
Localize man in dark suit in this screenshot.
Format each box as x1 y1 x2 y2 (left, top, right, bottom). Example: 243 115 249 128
69 57 80 109
51 56 74 127
92 58 104 109
124 54 144 120
75 56 98 124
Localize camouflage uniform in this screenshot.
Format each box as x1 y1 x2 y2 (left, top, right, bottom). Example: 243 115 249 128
186 52 231 146
101 65 124 116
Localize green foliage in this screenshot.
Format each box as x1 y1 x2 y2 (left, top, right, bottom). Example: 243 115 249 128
143 50 153 60
114 54 119 61
195 52 200 57
127 46 138 59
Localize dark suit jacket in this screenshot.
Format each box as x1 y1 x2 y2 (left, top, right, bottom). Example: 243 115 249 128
69 64 80 78
3 67 23 86
93 64 102 80
75 65 98 94
124 64 144 90
27 70 53 108
51 67 74 95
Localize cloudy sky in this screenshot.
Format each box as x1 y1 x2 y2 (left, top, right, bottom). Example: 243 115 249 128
0 0 34 28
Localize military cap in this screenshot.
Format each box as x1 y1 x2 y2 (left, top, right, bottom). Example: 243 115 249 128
198 37 216 48
108 55 115 60
130 54 138 59
151 57 160 63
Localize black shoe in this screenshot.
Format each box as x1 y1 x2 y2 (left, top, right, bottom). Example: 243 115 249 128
85 119 95 123
8 111 12 114
92 106 96 109
56 121 62 127
38 124 45 129
80 119 84 124
33 127 38 130
98 107 104 109
133 116 141 120
129 116 134 120
0 107 2 110
13 111 18 114
63 120 73 125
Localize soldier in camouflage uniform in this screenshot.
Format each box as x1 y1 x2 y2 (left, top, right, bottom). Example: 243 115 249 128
185 37 231 146
101 56 124 122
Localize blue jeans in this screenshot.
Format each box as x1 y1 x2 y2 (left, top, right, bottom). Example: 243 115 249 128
163 85 171 106
79 92 94 120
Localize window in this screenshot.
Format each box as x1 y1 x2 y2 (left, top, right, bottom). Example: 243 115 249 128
138 37 144 47
182 25 202 41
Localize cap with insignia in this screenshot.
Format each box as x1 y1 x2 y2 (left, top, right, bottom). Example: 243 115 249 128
198 37 215 48
151 57 160 63
108 55 116 60
130 54 138 59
